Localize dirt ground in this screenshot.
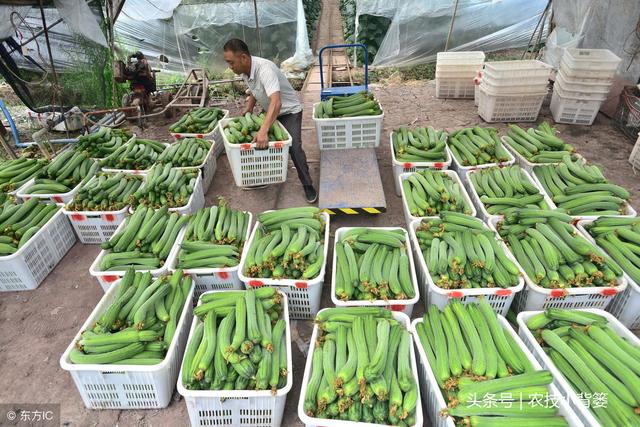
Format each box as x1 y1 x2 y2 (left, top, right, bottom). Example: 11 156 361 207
1 77 639 427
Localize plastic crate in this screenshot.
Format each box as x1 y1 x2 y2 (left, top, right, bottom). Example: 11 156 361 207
60 277 194 409
169 109 229 141
89 223 185 292
330 227 420 316
466 167 556 223
488 217 627 312
414 315 582 427
0 209 75 291
177 290 292 427
219 118 292 187
482 60 551 81
237 212 330 319
449 138 515 183
559 58 616 81
562 48 621 73
517 308 636 427
17 177 84 205
479 79 549 95
435 77 476 99
436 51 485 65
556 69 612 92
409 218 524 315
399 170 476 228
63 205 128 244
550 88 603 126
298 310 423 427
554 77 609 102
167 212 253 304
629 132 640 169
477 85 547 123
530 166 637 220
576 219 640 328
390 132 452 196
312 103 384 149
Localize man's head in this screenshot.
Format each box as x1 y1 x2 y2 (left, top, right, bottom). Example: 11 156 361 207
223 39 251 75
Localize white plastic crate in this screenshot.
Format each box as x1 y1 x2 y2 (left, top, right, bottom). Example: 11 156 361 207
219 118 292 187
482 60 551 81
466 167 556 223
436 51 485 65
167 212 253 303
488 217 627 312
559 57 617 81
414 315 582 427
390 132 452 196
398 170 476 229
178 290 292 427
89 223 186 292
409 218 524 315
556 69 612 92
576 219 640 328
312 103 384 149
17 177 84 205
629 132 640 170
63 205 128 244
299 309 423 427
550 89 603 126
562 48 621 73
330 227 420 316
530 166 637 220
60 277 194 409
169 109 229 141
0 209 75 291
449 138 515 183
554 77 609 102
238 212 330 319
435 77 476 99
517 308 637 427
477 85 547 123
479 79 549 95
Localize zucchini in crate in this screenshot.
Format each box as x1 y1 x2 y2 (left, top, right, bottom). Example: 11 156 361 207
98 206 187 271
402 170 472 217
223 112 288 144
524 308 640 426
417 300 570 425
303 307 418 424
182 288 288 392
22 150 98 195
585 216 640 284
131 164 199 209
392 126 447 162
65 172 143 212
0 198 59 254
242 207 327 280
157 138 211 167
0 157 49 192
169 107 225 134
447 126 510 166
504 122 578 163
100 137 166 170
69 269 191 365
314 91 382 119
74 127 132 158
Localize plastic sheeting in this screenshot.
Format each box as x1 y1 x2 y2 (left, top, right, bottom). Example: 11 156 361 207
371 0 548 67
356 0 397 19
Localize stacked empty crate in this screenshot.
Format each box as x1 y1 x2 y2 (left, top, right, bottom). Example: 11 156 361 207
477 60 551 122
435 51 485 99
550 48 621 125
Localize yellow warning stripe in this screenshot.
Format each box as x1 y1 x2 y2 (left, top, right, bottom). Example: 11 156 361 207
322 207 386 215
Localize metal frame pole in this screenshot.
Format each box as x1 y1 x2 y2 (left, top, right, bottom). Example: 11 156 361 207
253 0 263 57
444 0 460 51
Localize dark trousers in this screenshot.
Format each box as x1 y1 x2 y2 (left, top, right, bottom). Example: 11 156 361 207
278 111 313 187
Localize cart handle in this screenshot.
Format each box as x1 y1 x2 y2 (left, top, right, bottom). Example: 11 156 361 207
318 44 368 92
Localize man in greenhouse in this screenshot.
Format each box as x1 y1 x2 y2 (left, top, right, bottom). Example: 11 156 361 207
223 38 317 203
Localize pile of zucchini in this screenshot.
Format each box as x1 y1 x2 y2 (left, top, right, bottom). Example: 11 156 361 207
74 127 132 158
534 156 631 216
70 269 191 365
222 113 288 144
243 207 326 281
314 91 382 118
470 165 550 217
157 138 212 167
99 206 188 271
392 126 448 163
132 164 199 209
177 202 251 269
415 213 521 289
525 308 640 426
100 137 166 170
504 122 576 163
303 307 418 425
169 107 225 134
0 198 58 255
22 150 98 195
402 170 472 217
334 228 415 301
497 209 623 289
65 172 143 212
584 216 640 284
183 288 287 392
0 158 48 193
448 127 511 166
417 300 570 426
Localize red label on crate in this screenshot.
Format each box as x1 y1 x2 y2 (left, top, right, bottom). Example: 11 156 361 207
71 214 85 221
23 196 30 201
601 288 618 296
133 170 143 175
104 275 118 283
434 162 444 169
550 289 568 298
249 280 263 287
295 281 308 289
274 142 283 149
495 289 512 297
240 143 252 150
389 304 405 311
174 133 182 139
218 271 230 279
102 213 115 222
448 291 464 298
196 134 204 138
403 162 414 170
571 218 579 226
53 196 63 203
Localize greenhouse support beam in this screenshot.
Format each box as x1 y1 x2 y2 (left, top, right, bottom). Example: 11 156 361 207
253 0 263 57
444 0 460 51
521 0 552 59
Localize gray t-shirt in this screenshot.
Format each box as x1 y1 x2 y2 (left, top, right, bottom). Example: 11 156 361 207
241 56 302 116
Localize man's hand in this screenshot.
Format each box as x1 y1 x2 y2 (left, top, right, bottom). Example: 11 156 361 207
253 128 269 150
